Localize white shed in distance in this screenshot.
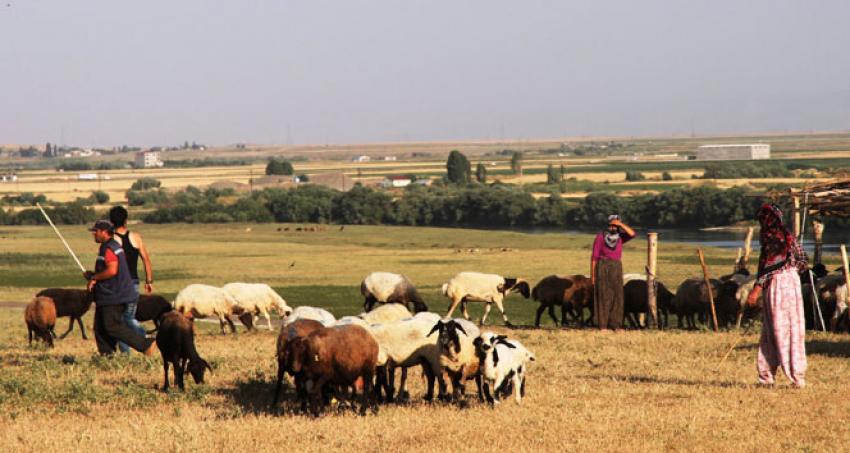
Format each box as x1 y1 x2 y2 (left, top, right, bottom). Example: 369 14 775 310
696 144 770 161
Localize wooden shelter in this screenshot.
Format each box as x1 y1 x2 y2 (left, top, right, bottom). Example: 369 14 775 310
789 179 850 218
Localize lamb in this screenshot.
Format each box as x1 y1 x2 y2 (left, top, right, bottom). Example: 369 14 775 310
442 272 530 326
25 296 57 347
34 288 94 339
273 318 325 408
369 312 445 402
623 279 675 328
286 324 379 416
222 282 292 331
173 284 244 334
815 273 849 332
156 311 212 391
358 303 412 325
475 331 535 405
284 306 336 327
361 272 428 313
135 294 173 331
427 318 482 401
531 275 594 327
673 278 722 330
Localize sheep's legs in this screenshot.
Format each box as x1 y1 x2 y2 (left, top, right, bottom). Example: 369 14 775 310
534 304 546 327
483 382 494 405
475 374 484 402
360 371 376 415
77 317 89 340
176 358 186 390
560 304 569 327
272 361 285 407
445 297 463 318
59 317 76 339
27 327 32 345
162 360 170 392
547 304 558 326
513 372 523 404
480 303 492 325
461 301 470 321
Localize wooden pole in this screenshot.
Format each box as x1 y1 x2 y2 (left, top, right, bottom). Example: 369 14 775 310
35 202 87 273
741 227 754 271
813 220 824 265
697 248 719 332
734 248 742 271
646 232 659 329
793 197 801 239
841 246 850 314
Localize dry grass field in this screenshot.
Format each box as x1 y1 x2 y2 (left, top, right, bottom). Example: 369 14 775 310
1 223 850 451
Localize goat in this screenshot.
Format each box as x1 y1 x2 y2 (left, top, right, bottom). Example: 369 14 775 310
156 311 212 391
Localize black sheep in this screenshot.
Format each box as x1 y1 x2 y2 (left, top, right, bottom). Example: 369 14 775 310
135 294 173 331
623 279 675 328
156 311 212 391
35 288 93 339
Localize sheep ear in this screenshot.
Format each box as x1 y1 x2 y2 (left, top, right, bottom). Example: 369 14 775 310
427 322 441 337
473 337 482 348
454 322 467 336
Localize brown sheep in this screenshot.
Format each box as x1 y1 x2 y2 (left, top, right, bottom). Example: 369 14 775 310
531 274 594 327
287 324 379 416
34 288 93 339
156 311 212 391
623 279 676 328
272 318 325 408
25 296 57 347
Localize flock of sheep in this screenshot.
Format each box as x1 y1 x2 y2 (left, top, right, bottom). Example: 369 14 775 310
22 271 538 415
22 264 849 415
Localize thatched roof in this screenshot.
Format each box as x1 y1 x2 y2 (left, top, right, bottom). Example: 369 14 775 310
790 179 850 217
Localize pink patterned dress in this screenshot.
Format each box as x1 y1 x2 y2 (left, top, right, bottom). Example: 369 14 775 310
757 267 806 387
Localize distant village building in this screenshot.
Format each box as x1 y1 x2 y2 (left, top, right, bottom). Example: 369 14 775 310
382 156 397 161
352 155 371 163
382 175 413 188
78 173 99 180
696 144 770 161
135 150 164 168
0 174 17 183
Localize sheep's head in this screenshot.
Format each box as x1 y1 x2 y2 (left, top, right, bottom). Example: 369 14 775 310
477 332 516 366
187 358 212 384
501 278 531 299
427 319 467 355
285 337 308 373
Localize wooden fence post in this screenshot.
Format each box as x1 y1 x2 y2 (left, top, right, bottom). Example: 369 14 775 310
647 232 658 329
813 220 824 265
793 197 801 239
740 227 754 271
697 248 719 332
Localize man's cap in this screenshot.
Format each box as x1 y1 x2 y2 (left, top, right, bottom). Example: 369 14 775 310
88 219 114 232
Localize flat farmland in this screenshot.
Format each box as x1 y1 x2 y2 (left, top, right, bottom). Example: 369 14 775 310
0 224 849 451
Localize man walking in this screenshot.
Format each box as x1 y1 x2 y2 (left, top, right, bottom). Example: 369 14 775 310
109 206 154 354
84 219 155 356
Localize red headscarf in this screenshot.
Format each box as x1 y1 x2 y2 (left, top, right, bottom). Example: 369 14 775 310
756 203 807 285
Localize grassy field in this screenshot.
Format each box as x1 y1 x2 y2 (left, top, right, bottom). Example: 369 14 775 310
1 223 849 451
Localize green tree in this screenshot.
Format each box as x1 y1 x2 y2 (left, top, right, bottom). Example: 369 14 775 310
662 171 673 181
510 151 523 175
560 164 566 181
298 173 310 183
446 150 471 184
625 171 646 182
91 190 110 204
266 157 294 176
475 162 487 183
546 164 560 184
130 177 161 191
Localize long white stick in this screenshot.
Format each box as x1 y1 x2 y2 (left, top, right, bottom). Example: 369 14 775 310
35 202 86 273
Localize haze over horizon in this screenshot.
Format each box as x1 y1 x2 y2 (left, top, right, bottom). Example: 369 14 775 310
2 1 849 148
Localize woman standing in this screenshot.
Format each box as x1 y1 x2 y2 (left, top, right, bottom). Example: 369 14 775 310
746 204 808 388
591 215 636 331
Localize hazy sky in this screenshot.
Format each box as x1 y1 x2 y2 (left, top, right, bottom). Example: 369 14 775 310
2 1 849 147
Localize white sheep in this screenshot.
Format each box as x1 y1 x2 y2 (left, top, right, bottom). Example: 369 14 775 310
442 272 530 326
222 282 292 331
173 284 242 334
361 272 428 313
476 331 535 405
358 303 412 325
427 318 482 401
368 312 446 402
284 306 336 327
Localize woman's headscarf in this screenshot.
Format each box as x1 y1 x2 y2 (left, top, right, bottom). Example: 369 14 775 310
756 203 807 281
603 214 621 250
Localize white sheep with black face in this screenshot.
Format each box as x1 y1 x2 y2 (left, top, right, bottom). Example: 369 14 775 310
222 282 292 331
441 272 531 326
427 318 482 402
361 272 428 313
475 331 535 405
